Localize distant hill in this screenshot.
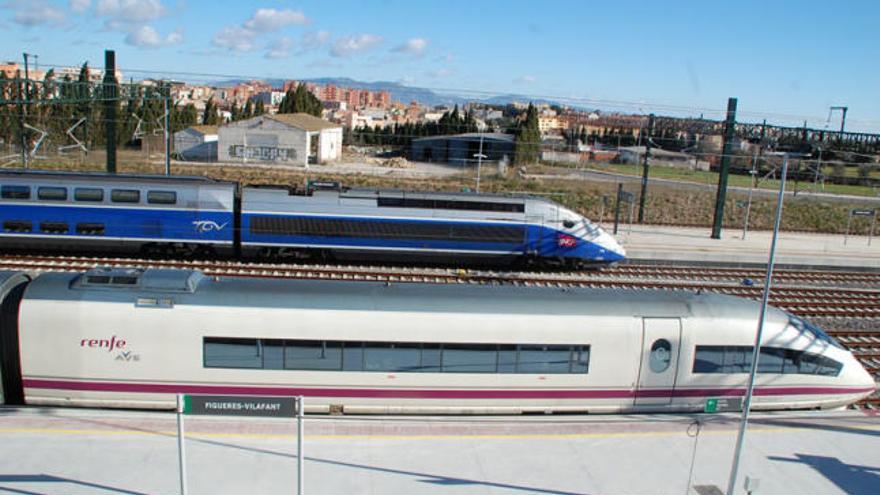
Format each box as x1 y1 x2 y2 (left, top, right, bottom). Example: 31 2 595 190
214 76 570 109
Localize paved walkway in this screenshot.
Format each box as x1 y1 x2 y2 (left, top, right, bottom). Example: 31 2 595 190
613 224 880 269
0 408 877 495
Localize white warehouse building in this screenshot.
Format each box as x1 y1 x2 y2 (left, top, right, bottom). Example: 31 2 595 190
218 113 343 167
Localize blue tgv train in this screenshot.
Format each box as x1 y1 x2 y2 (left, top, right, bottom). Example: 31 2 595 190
0 170 625 268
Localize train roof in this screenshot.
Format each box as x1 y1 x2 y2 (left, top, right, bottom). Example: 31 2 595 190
23 268 774 321
0 169 236 186
245 185 559 206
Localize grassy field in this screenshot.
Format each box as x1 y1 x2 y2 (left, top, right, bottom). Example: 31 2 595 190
7 149 880 236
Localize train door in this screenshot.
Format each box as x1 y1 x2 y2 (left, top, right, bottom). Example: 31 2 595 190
634 318 682 406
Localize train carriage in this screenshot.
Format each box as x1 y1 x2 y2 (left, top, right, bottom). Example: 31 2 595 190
241 186 624 267
0 170 236 256
0 268 873 414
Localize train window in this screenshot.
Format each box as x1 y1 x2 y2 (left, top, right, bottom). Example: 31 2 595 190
442 344 498 373
250 216 525 244
497 346 518 373
204 337 262 368
76 223 105 235
571 346 590 373
74 188 104 202
649 339 673 373
203 338 591 374
562 220 576 229
1 185 31 199
517 345 573 374
364 342 422 372
285 340 342 370
2 220 32 232
757 347 786 374
37 187 67 201
147 191 177 205
40 221 69 234
694 346 842 377
421 344 443 372
111 189 140 203
263 340 284 370
342 343 365 371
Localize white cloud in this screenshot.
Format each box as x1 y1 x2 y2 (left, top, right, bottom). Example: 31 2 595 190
9 1 65 26
392 38 427 56
514 75 536 84
212 25 257 52
429 68 454 78
265 37 294 59
125 25 182 48
96 0 165 23
330 34 382 57
301 30 330 49
70 0 91 13
244 8 308 32
213 8 311 54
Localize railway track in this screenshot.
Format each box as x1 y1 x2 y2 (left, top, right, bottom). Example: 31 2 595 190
0 254 878 318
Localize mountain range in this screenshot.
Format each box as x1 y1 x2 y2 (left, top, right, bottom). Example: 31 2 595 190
217 77 566 108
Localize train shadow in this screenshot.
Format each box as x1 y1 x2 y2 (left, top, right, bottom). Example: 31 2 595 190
0 474 150 495
768 454 880 494
186 435 594 495
750 416 880 438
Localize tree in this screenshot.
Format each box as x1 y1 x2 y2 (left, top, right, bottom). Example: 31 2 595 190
278 83 322 117
243 99 253 120
515 102 541 164
254 99 266 116
202 97 218 125
230 103 239 122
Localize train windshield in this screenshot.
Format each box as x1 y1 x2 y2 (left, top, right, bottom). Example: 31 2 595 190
581 219 602 238
788 314 845 350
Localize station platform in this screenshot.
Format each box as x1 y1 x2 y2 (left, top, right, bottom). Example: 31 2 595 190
0 407 876 495
615 225 880 270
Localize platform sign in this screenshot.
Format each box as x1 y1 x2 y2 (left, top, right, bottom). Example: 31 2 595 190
852 209 876 217
182 395 297 418
618 191 635 203
704 397 743 413
176 395 305 495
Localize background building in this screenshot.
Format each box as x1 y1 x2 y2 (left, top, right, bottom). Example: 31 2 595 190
218 113 343 167
410 133 515 166
173 125 218 162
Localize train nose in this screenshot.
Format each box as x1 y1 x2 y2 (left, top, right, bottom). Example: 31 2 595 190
596 232 626 261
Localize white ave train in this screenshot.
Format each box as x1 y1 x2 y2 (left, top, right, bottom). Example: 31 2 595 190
0 268 875 414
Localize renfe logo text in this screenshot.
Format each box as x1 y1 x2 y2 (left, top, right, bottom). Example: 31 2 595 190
81 336 126 352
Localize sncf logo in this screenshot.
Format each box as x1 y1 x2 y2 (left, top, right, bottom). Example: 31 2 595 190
193 220 228 233
80 336 140 362
557 234 578 248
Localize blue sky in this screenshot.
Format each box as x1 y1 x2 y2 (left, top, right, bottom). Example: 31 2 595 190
3 0 879 131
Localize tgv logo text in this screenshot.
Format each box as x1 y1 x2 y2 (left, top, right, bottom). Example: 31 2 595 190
193 220 228 233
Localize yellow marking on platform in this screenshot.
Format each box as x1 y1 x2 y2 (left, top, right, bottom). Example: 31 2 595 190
1 423 876 441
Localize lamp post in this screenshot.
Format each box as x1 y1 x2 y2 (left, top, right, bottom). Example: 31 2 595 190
725 151 809 495
473 133 487 193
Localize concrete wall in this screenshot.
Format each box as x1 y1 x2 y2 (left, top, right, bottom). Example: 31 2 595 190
218 116 308 166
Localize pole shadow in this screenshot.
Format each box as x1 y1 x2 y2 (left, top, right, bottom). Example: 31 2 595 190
768 454 880 494
0 474 151 495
